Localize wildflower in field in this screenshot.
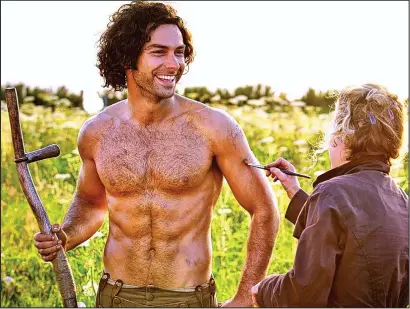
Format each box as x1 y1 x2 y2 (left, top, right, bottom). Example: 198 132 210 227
254 109 269 118
54 173 71 180
393 177 407 184
296 127 310 133
61 121 80 129
290 101 306 107
248 99 265 107
275 98 289 106
210 94 221 102
228 98 239 105
3 276 14 284
55 98 72 108
231 109 243 117
78 239 90 247
91 231 104 239
313 170 325 177
318 114 330 120
19 113 37 122
57 199 71 205
0 101 7 111
259 136 274 144
298 147 309 154
82 281 98 297
293 139 307 146
218 208 232 215
233 95 248 102
77 231 104 248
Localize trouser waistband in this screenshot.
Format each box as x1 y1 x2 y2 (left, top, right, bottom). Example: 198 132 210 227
96 271 217 307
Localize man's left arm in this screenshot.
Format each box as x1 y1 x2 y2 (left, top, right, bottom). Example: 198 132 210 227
211 111 280 307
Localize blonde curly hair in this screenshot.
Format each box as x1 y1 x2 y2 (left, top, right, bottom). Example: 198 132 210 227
328 83 404 163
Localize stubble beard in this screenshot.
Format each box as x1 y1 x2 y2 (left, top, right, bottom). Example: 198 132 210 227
132 71 179 102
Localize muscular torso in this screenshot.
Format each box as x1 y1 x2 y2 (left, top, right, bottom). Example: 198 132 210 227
93 101 223 287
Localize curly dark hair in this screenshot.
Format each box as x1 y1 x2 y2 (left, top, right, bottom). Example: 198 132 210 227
96 1 194 91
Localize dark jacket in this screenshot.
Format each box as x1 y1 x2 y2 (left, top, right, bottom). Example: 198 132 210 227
257 155 409 307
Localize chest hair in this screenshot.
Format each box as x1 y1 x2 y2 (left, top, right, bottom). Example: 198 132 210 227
95 118 213 195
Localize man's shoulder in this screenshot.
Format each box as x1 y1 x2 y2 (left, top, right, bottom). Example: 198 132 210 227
78 100 126 147
80 100 126 135
203 106 244 143
178 95 240 133
179 97 247 155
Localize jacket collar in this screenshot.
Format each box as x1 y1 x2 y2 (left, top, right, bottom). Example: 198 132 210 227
313 154 390 188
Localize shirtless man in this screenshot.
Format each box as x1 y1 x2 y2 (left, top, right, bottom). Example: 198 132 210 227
33 1 279 307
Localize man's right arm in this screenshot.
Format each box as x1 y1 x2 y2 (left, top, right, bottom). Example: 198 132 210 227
34 118 108 260
62 118 108 251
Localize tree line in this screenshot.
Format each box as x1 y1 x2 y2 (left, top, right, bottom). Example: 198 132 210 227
0 82 350 113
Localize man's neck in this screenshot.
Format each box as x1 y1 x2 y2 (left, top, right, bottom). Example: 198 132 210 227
126 89 178 126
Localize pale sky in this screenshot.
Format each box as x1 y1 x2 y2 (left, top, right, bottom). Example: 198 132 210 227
1 1 408 112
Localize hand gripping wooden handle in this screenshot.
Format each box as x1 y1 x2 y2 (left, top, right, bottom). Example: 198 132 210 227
5 88 78 307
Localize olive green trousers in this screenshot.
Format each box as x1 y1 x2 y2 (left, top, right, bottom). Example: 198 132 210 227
95 272 218 308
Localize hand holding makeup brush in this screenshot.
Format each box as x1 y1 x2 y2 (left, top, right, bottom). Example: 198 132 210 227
265 157 301 199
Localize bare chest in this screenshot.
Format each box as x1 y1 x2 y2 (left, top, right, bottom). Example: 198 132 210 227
95 120 213 195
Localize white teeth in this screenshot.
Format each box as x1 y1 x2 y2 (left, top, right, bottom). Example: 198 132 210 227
157 75 175 81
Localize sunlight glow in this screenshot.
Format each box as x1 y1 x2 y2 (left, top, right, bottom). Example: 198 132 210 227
1 1 408 112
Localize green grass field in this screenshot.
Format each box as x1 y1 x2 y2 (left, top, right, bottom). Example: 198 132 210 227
1 102 408 307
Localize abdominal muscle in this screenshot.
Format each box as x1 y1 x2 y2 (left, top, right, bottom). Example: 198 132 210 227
101 189 215 288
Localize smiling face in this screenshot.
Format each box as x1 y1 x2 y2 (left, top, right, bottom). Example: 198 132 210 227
131 24 186 100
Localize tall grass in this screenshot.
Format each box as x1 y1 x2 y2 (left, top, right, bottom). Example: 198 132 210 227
1 102 407 307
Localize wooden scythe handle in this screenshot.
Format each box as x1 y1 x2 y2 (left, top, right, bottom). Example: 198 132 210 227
5 88 78 307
